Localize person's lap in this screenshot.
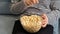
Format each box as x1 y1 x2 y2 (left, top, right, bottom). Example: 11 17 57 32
12 20 53 34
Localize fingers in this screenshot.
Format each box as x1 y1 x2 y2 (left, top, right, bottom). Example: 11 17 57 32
41 14 48 23
41 14 48 19
23 0 39 6
24 0 32 6
42 23 47 28
35 0 39 3
41 14 48 22
42 20 48 25
41 14 48 28
42 20 48 28
27 0 33 5
32 0 38 4
33 0 36 4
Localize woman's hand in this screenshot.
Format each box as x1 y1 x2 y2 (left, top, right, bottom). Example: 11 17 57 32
41 14 48 28
23 0 39 6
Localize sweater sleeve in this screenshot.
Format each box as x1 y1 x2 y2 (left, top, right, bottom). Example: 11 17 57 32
10 1 27 14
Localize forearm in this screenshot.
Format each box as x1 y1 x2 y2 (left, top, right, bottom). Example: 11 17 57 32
10 1 27 14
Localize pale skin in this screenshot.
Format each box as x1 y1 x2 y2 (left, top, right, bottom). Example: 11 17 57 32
41 14 48 28
23 0 39 7
23 0 48 28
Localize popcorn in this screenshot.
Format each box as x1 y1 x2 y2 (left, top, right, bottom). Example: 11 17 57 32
20 15 43 33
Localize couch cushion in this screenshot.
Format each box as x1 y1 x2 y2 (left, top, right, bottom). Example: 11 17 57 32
0 0 11 14
0 15 16 34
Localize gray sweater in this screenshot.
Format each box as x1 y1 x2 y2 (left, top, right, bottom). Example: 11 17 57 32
11 0 60 34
